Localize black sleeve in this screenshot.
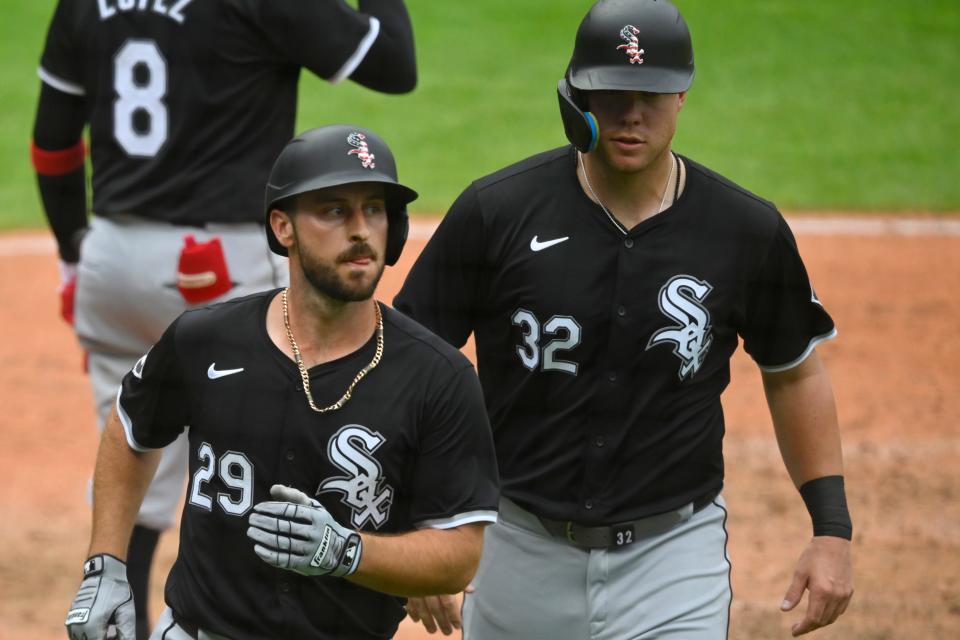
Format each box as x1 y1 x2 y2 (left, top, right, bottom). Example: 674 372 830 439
348 0 416 93
740 214 836 370
39 0 83 90
117 318 190 451
394 185 487 348
408 366 499 528
253 0 414 91
33 83 88 263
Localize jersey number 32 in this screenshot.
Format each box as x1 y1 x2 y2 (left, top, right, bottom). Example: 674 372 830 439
511 308 582 375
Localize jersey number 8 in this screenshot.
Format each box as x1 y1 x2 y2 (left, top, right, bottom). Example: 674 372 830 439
113 39 168 157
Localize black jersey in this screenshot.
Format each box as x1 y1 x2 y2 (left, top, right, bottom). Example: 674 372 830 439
116 290 499 639
395 146 835 525
38 0 384 225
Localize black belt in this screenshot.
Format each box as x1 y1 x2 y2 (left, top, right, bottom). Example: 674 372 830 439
107 213 262 229
170 220 261 229
537 489 719 550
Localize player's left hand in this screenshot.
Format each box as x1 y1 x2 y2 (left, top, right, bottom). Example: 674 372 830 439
58 260 78 325
405 587 471 635
780 535 853 636
247 484 363 578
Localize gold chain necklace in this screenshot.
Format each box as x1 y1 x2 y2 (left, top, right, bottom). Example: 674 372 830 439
281 288 383 413
578 150 676 235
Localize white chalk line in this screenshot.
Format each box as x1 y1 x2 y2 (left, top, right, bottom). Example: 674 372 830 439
786 216 960 237
725 436 960 459
2 215 959 257
0 235 57 257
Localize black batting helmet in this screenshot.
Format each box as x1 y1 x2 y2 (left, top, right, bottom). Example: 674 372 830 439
264 125 418 266
558 0 695 152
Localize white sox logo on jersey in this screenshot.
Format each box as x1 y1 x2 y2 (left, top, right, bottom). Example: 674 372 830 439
617 25 644 64
646 275 714 380
316 425 393 529
347 132 376 169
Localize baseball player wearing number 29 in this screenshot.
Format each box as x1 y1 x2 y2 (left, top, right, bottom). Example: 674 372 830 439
33 1 416 637
63 126 500 640
396 1 853 638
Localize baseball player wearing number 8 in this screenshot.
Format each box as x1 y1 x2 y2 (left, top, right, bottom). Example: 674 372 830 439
396 1 853 638
33 1 416 636
64 125 500 640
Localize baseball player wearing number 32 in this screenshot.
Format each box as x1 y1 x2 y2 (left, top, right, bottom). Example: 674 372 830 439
396 1 853 638
64 126 500 640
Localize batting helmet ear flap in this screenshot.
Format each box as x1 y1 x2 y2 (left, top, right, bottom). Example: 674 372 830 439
385 206 408 266
558 78 598 153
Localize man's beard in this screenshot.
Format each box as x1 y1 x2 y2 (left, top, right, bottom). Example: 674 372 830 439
295 236 384 303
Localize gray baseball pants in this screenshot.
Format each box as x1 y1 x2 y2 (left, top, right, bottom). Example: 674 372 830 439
463 496 732 640
75 214 287 530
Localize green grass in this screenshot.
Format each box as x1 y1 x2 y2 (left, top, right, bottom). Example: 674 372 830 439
2 0 958 230
0 1 64 229
677 0 960 211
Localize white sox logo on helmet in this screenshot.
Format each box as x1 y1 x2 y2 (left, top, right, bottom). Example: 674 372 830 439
617 24 644 64
346 132 376 169
316 424 393 529
646 275 714 380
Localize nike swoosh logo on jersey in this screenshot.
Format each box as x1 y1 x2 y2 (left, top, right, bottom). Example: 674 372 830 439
530 235 570 252
208 363 245 379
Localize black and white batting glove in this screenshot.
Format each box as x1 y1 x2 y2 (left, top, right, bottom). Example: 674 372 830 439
246 484 363 578
65 554 136 640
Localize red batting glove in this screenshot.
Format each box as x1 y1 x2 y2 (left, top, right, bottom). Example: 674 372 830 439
58 261 78 325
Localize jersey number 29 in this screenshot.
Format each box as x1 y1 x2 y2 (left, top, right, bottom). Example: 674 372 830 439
113 39 168 157
189 442 253 516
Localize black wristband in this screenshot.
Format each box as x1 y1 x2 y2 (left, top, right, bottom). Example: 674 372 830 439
799 475 852 540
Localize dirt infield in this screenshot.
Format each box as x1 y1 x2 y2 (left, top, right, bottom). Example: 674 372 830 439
1 217 958 639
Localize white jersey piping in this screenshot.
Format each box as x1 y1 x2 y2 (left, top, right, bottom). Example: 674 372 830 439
757 327 838 373
115 386 154 453
416 510 499 530
38 66 85 96
329 17 381 84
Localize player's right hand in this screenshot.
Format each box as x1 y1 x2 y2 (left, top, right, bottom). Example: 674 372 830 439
405 589 470 635
65 554 136 640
